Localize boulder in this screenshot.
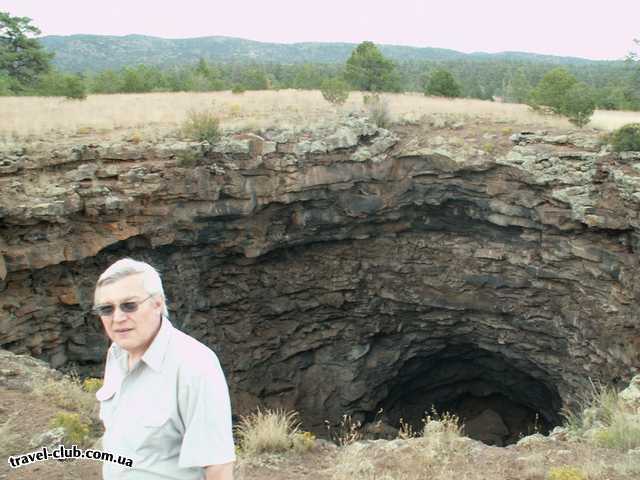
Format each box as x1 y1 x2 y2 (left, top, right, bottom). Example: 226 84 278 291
464 409 509 446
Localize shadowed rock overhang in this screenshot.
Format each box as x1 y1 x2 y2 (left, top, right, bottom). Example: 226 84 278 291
1 115 639 445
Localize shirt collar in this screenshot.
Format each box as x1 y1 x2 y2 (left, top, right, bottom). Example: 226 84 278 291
141 316 173 373
109 316 173 373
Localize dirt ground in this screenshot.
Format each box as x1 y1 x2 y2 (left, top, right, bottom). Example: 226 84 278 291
2 349 640 480
2 376 639 480
0 388 102 480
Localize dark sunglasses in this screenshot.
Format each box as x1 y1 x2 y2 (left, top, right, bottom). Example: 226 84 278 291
92 294 154 317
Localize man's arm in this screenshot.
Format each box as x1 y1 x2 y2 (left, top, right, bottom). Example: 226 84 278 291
177 350 236 473
205 462 234 480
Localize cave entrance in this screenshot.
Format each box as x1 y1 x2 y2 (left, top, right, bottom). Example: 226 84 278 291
370 344 563 446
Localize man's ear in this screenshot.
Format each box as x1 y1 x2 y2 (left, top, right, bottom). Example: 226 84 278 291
154 295 164 310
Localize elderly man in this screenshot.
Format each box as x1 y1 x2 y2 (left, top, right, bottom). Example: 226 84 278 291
93 258 235 479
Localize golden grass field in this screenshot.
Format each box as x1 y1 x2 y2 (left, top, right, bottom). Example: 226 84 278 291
1 89 640 142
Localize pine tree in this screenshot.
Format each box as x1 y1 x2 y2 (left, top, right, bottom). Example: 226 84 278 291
0 11 53 92
345 41 400 92
424 69 461 98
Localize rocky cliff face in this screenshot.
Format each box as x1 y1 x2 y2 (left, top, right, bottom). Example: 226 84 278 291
1 115 639 442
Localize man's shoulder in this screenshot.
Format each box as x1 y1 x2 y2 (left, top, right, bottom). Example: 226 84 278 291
167 325 223 377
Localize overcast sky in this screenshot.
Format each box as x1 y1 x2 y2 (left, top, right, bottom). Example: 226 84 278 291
2 0 638 60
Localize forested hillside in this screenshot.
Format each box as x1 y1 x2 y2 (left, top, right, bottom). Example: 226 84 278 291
28 34 637 111
39 34 600 72
2 13 639 114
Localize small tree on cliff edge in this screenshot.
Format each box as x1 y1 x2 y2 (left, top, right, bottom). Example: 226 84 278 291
562 83 595 128
529 68 577 113
0 11 53 92
345 41 401 92
529 68 595 128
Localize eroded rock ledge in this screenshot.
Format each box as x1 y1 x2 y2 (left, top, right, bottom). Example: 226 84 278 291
1 115 639 442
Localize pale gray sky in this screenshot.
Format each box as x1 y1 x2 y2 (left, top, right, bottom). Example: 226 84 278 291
2 0 638 60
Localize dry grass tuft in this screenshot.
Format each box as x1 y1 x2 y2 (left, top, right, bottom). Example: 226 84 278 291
331 435 472 480
0 413 27 459
3 90 640 143
520 463 547 480
611 453 640 476
422 409 464 437
331 408 469 480
593 413 640 451
181 109 221 143
563 380 640 452
326 414 363 446
32 373 97 419
562 383 616 431
363 93 391 128
331 443 379 480
236 408 313 456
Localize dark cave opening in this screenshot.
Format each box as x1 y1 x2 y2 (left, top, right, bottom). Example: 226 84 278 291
368 344 563 446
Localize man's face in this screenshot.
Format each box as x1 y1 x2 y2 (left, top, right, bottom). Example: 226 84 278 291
94 273 164 359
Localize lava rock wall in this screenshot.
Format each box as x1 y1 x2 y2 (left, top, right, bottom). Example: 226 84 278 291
1 116 639 431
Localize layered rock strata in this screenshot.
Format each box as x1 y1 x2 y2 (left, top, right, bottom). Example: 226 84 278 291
1 115 639 440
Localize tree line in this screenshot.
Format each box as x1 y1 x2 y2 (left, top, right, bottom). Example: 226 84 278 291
2 11 639 120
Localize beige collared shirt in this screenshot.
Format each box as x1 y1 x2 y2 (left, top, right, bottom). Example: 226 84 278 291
96 317 236 479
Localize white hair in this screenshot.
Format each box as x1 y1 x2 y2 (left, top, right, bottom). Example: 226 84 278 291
96 258 169 318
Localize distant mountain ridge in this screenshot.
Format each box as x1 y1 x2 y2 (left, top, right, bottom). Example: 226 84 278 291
39 34 612 72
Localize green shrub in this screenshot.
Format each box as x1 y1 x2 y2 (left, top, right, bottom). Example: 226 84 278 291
562 83 595 128
562 381 617 434
562 380 640 451
547 466 586 480
528 68 595 127
424 69 462 98
529 68 577 112
362 93 377 105
176 149 200 167
82 377 103 394
320 78 350 106
50 412 91 446
482 142 496 154
231 85 246 94
62 75 87 100
610 123 640 152
35 71 87 99
594 412 640 451
0 73 13 96
181 110 221 144
291 431 316 453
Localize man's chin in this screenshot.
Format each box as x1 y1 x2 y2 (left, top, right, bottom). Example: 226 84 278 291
112 336 137 351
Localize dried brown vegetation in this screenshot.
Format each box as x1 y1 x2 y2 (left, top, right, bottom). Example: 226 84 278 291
2 90 640 143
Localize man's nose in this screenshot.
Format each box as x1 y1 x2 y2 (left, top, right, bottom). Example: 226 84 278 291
112 306 129 322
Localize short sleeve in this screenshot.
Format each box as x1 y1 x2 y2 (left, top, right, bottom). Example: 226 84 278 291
177 353 236 468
